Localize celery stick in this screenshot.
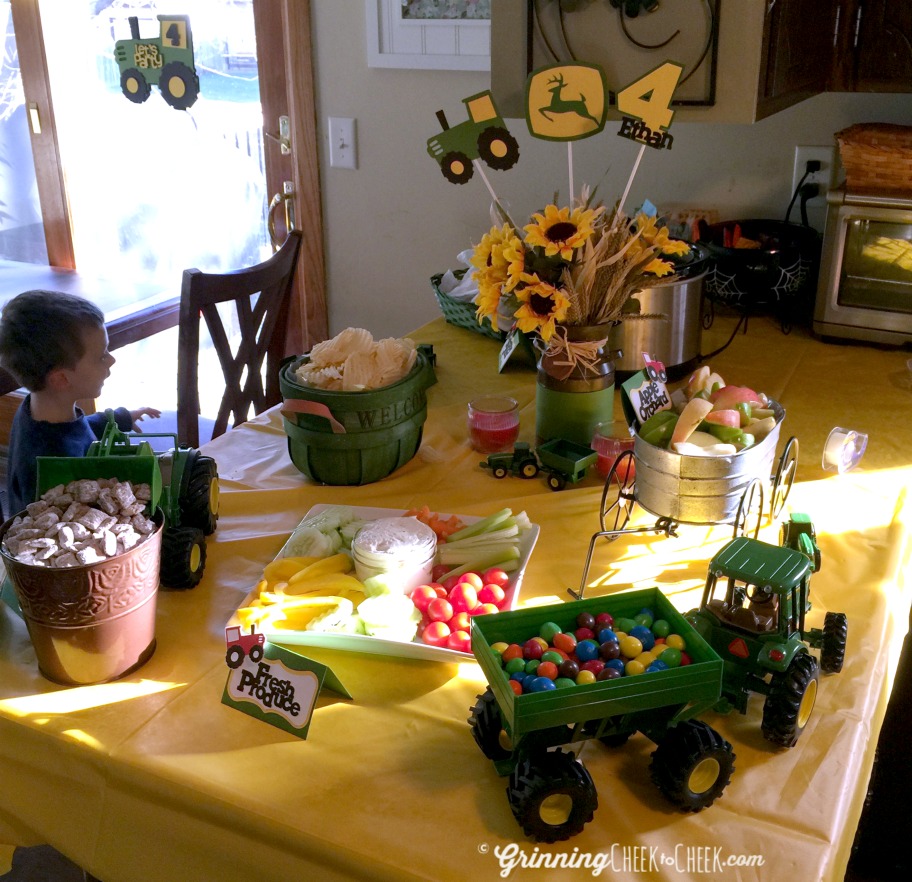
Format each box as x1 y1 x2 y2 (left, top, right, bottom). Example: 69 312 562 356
445 508 513 543
436 540 522 565
440 554 520 582
442 524 519 550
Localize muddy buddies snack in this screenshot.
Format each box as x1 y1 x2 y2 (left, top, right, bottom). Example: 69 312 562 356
2 478 156 568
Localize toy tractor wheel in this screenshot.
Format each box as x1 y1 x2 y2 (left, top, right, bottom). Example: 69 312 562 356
600 451 635 534
249 644 264 664
761 652 819 747
477 126 520 171
182 452 219 535
440 151 474 185
546 472 566 491
160 525 207 590
507 749 598 842
468 688 512 761
520 460 539 479
120 68 151 103
732 477 764 539
821 612 848 673
492 466 508 479
649 720 735 811
226 646 244 669
771 436 799 519
159 61 200 110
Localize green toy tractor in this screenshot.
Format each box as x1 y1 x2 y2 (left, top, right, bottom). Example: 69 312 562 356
686 514 848 747
114 14 200 110
427 90 520 185
36 413 218 590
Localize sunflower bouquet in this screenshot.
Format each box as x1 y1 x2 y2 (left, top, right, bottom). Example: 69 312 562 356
470 195 690 364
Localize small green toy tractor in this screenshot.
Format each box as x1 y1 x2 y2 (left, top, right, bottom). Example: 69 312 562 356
686 513 847 747
427 90 520 184
37 413 218 590
114 14 200 110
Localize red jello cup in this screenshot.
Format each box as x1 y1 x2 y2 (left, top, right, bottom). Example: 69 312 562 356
592 420 636 480
468 396 519 454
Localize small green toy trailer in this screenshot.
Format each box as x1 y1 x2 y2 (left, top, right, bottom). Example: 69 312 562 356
469 588 735 842
36 412 218 590
535 438 598 491
685 514 847 747
480 439 598 491
427 90 520 185
114 14 199 110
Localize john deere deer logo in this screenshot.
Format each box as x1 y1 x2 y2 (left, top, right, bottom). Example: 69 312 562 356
540 73 600 127
525 64 608 142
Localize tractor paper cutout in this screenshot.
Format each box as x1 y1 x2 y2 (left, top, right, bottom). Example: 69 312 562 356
525 63 608 141
115 14 200 110
426 90 519 185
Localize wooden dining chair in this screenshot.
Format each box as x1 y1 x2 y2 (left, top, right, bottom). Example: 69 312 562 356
177 230 302 448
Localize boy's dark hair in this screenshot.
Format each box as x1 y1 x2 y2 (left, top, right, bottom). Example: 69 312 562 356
0 290 105 391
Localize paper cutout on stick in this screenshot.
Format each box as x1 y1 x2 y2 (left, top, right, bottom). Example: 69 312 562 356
114 14 200 110
616 61 684 151
222 630 351 740
525 63 608 141
426 90 520 185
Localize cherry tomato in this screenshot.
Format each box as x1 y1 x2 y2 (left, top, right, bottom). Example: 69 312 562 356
421 621 451 647
482 567 511 589
446 630 471 653
458 572 484 590
478 583 506 608
448 583 478 614
431 564 450 582
448 611 471 632
409 584 439 613
471 602 499 616
427 598 454 623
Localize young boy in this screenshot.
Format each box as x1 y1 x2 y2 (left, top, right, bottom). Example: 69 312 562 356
0 290 161 518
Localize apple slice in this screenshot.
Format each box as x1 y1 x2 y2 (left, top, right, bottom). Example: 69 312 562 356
703 409 740 428
670 398 714 447
709 384 763 411
685 366 710 400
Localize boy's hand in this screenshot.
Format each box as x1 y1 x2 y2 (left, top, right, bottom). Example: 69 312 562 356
130 407 162 432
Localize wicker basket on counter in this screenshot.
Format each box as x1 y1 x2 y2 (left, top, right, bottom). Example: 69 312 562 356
836 123 912 194
430 270 504 341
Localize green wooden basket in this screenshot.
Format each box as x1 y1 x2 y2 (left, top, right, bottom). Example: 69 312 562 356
430 271 503 341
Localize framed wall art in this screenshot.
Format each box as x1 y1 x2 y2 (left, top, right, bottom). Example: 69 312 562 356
366 0 491 71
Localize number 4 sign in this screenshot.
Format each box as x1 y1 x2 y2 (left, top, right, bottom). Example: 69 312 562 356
616 61 684 151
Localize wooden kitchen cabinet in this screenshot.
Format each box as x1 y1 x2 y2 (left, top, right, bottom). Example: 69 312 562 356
756 0 840 119
832 0 912 92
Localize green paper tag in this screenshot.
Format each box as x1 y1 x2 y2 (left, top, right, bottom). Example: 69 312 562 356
621 369 672 431
221 640 351 740
498 328 537 372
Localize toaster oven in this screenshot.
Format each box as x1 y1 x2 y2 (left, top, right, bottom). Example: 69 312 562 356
813 186 912 344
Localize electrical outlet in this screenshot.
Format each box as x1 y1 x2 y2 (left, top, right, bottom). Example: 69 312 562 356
792 145 836 201
328 117 357 170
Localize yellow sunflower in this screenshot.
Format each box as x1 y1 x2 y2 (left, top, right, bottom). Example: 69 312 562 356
523 204 601 261
514 274 571 342
474 273 504 323
501 235 526 292
471 223 515 275
634 212 691 256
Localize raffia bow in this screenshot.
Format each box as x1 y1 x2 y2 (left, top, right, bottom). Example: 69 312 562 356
538 324 610 383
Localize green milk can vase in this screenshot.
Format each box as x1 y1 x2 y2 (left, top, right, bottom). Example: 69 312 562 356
535 323 617 448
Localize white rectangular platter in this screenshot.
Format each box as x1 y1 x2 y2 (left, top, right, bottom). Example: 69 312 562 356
231 504 539 663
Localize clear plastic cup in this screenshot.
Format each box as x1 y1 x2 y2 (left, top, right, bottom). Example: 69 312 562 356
468 396 519 454
822 427 868 474
592 420 636 480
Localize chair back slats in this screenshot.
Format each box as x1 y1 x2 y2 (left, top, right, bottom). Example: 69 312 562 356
177 230 303 448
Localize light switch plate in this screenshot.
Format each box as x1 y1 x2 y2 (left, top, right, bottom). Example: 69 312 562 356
328 117 357 170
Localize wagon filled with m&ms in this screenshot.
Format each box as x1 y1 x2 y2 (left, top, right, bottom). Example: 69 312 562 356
468 588 733 842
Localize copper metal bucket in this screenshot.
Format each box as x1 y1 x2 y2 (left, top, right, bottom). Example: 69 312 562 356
0 512 163 685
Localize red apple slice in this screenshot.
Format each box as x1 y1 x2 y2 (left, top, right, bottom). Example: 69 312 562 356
704 409 741 428
709 384 763 410
670 398 714 447
685 366 710 399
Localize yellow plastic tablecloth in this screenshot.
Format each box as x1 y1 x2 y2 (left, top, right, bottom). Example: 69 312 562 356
1 314 910 882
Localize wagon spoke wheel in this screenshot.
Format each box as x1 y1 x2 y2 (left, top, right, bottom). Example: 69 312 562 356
771 436 799 519
732 477 764 539
600 451 636 534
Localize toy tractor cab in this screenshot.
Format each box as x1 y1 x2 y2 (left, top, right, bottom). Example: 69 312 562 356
687 515 847 747
37 412 218 590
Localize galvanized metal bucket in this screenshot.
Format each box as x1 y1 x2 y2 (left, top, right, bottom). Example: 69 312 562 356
633 400 786 525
